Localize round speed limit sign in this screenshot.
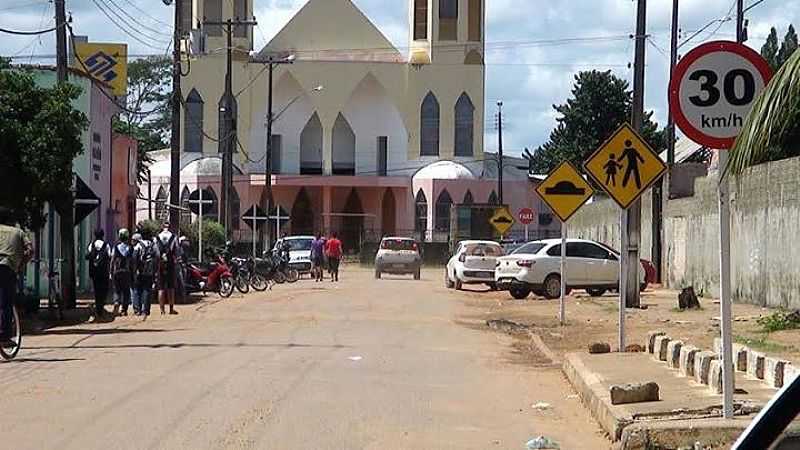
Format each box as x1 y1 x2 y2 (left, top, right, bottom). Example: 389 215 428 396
669 41 772 149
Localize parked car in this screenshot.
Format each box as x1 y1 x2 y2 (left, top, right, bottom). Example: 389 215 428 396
494 238 648 300
273 236 314 275
374 237 422 280
445 240 504 290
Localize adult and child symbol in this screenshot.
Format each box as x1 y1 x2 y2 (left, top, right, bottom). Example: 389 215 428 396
603 140 645 189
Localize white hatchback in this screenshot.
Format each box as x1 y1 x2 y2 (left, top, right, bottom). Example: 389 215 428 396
494 239 647 300
445 240 505 290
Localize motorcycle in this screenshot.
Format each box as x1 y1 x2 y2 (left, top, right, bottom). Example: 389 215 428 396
184 254 235 298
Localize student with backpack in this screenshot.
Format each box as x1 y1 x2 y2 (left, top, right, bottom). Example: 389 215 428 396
86 229 111 318
132 232 158 319
110 229 134 316
156 222 178 315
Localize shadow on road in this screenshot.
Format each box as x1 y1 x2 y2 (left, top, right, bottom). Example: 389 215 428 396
25 342 353 351
3 357 86 363
29 327 187 336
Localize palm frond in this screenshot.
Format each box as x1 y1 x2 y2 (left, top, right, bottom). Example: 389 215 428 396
729 50 800 174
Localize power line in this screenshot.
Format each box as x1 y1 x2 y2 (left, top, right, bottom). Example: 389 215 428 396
118 0 172 28
101 0 173 38
0 24 58 35
89 0 170 49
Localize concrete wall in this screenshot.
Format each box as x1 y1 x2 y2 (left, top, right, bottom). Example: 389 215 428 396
570 156 800 309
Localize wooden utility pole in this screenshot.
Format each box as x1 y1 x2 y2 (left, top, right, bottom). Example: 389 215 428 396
205 17 257 238
169 0 183 233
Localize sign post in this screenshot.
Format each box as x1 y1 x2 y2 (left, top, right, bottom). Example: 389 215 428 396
669 40 772 419
188 188 214 263
584 123 667 348
242 205 270 259
535 161 594 326
518 208 534 242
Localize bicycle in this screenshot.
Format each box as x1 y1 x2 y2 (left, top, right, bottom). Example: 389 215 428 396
48 268 64 321
0 301 22 361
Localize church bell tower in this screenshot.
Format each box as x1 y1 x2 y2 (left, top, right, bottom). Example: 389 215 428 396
409 0 485 65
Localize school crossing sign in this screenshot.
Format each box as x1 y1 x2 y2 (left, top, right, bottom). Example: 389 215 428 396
583 123 667 209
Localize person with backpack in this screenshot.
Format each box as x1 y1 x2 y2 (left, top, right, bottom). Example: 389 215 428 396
324 232 343 282
132 232 158 319
86 229 111 318
156 222 178 315
110 228 134 316
0 207 28 348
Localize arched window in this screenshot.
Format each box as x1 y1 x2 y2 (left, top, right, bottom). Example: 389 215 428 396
439 0 458 40
488 190 498 205
155 186 168 221
217 94 238 153
332 113 355 175
420 92 440 157
180 186 192 225
454 93 474 157
463 190 474 205
468 0 482 41
300 113 323 175
291 188 314 235
415 190 428 234
185 89 204 153
435 190 453 232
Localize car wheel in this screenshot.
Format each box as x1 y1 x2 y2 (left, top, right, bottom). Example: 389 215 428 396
454 273 463 291
509 287 530 300
543 274 562 299
587 288 606 297
414 269 421 280
444 270 454 288
488 282 497 291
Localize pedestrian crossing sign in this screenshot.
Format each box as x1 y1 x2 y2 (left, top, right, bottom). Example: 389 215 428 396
583 123 667 210
535 161 594 223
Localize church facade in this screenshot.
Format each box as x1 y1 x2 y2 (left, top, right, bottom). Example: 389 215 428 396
141 0 558 248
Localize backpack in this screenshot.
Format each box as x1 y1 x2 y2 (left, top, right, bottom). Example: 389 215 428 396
89 241 110 277
158 233 176 267
137 241 158 277
111 243 133 275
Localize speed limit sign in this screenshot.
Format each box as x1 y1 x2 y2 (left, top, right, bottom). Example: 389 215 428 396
669 41 772 149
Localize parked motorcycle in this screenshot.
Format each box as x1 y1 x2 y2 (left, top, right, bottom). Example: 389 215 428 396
184 254 234 298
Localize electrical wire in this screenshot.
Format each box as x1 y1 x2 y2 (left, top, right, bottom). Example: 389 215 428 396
101 0 173 38
89 0 170 49
118 0 172 28
678 0 736 49
0 24 58 35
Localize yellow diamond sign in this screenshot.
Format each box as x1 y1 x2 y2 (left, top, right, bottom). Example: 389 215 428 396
584 123 667 209
535 161 594 222
489 207 515 235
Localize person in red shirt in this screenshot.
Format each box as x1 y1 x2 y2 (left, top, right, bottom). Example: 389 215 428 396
324 232 343 282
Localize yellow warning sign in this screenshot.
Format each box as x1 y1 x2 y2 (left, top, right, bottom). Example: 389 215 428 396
583 123 667 209
535 161 594 222
489 207 515 236
71 42 128 96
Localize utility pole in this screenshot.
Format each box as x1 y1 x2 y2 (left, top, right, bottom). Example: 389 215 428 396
205 17 257 239
620 0 647 346
496 100 504 205
169 0 183 233
53 0 78 309
667 0 679 168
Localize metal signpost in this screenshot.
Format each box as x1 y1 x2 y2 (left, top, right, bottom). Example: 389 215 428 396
668 40 772 419
534 161 594 325
584 123 667 349
242 205 270 259
518 208 534 241
188 189 214 263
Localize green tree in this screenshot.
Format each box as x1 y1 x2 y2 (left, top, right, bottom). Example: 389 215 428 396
116 56 172 184
761 27 780 72
778 25 798 68
529 70 666 174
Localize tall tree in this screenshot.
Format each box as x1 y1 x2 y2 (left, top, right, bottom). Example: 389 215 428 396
778 25 799 68
529 70 666 174
761 27 780 72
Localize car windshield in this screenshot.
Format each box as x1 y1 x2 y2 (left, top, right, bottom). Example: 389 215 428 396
381 239 417 251
463 243 504 257
285 239 313 251
511 242 546 255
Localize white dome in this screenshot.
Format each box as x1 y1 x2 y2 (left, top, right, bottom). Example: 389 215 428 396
149 154 243 178
413 160 476 181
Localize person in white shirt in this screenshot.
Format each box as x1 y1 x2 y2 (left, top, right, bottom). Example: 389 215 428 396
85 229 111 318
156 222 178 315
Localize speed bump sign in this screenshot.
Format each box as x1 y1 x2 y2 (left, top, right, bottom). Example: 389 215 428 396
489 207 515 235
583 123 666 209
535 161 594 222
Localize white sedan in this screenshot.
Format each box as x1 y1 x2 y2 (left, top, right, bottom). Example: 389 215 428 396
494 238 648 300
445 240 505 290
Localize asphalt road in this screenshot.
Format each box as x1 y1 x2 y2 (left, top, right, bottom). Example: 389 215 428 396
0 267 607 449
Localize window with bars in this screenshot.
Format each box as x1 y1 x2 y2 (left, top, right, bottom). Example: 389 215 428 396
377 136 388 176
414 0 427 40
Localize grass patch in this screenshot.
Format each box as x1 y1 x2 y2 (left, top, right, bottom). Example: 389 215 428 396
734 333 795 354
756 310 800 333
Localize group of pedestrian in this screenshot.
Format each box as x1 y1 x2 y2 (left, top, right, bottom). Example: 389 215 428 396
87 221 181 321
310 232 343 283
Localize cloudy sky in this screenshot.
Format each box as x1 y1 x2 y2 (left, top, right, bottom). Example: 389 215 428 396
2 0 798 155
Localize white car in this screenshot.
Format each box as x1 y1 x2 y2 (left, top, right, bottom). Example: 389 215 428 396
274 236 315 274
445 240 505 290
374 237 422 279
494 238 647 300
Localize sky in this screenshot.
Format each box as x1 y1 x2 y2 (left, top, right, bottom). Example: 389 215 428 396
2 0 798 156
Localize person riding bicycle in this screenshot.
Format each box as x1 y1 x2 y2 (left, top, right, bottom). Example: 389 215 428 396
0 207 28 348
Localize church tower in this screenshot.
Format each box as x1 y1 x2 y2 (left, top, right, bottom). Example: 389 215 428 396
409 0 485 65
182 0 254 54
